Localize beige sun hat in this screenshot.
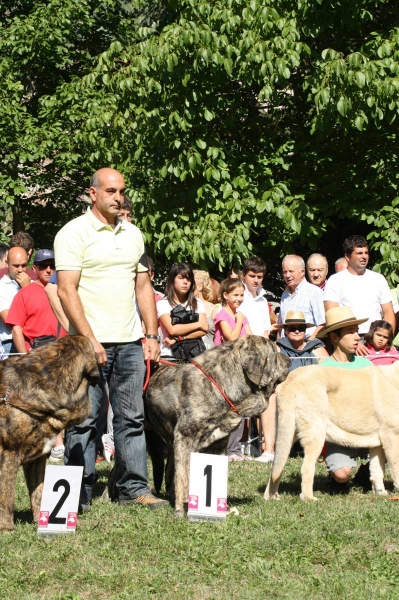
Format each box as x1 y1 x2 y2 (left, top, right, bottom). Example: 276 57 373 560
276 310 315 329
316 306 368 338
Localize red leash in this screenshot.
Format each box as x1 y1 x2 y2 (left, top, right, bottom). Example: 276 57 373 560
142 356 178 391
142 356 240 415
190 360 240 415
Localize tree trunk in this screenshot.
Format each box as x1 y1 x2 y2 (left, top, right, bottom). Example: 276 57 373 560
12 198 25 233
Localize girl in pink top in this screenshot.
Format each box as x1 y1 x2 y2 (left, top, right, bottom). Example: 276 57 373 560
213 279 253 461
214 279 252 346
364 320 399 365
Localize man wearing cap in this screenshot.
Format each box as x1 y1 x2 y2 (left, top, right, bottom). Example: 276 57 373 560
324 236 395 347
276 311 329 368
317 306 372 487
256 312 328 463
5 249 62 353
0 246 31 356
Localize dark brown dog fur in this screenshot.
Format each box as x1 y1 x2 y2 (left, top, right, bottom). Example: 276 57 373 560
0 335 98 531
145 336 290 516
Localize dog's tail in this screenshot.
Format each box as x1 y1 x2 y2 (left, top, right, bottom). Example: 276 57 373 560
270 408 296 483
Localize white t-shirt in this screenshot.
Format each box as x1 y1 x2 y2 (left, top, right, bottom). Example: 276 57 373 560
324 269 393 334
157 297 206 356
0 275 21 341
238 286 271 336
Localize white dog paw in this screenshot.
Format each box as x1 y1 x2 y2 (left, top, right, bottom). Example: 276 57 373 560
300 493 318 502
263 492 280 501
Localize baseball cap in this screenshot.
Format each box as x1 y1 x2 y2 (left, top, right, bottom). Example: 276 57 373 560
33 249 55 264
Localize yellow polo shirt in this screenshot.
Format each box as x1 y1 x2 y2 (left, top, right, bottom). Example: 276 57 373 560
54 208 147 343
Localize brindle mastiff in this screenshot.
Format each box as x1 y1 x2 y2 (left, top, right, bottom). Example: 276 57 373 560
0 335 98 532
145 336 290 516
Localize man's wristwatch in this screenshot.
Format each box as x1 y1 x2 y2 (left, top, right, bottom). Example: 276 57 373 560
145 334 161 343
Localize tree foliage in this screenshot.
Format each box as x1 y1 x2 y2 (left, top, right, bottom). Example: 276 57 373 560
1 1 399 282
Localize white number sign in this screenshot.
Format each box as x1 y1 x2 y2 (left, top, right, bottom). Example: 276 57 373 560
37 465 83 535
187 452 228 521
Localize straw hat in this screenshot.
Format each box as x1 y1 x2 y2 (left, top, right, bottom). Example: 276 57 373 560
276 310 315 329
316 306 368 338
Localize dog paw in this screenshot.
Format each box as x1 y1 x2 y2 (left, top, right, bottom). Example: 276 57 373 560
300 493 318 502
373 488 388 496
264 492 280 501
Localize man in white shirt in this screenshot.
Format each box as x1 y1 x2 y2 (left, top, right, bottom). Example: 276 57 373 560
237 257 273 462
278 255 325 339
324 236 395 353
0 247 31 355
239 257 271 337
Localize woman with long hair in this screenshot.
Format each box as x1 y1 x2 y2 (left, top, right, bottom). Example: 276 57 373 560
193 269 218 349
157 263 208 358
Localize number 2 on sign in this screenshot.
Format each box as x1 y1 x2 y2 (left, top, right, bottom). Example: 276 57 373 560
48 479 71 525
204 464 212 507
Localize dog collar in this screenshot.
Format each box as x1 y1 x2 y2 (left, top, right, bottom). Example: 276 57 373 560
0 385 49 420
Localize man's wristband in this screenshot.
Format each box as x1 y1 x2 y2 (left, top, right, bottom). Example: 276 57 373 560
145 334 160 343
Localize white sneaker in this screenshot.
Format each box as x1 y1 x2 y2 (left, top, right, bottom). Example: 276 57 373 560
255 451 274 463
102 433 115 462
49 445 65 462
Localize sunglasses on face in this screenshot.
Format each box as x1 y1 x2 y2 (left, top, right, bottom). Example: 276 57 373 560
286 325 307 333
35 263 55 270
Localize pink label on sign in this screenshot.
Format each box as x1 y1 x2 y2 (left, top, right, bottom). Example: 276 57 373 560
188 495 198 510
217 498 227 512
67 513 78 528
38 511 49 527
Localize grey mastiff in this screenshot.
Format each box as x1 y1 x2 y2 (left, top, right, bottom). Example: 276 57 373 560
145 336 290 516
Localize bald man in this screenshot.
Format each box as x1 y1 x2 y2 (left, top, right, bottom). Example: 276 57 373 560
306 253 328 289
55 168 168 512
335 257 348 272
0 247 31 355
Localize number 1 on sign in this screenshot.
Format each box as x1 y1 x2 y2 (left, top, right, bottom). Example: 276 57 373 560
188 453 228 520
204 464 212 507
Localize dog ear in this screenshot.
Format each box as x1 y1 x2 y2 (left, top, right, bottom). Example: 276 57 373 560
240 336 272 386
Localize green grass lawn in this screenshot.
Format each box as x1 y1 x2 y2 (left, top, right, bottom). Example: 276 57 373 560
2 457 399 600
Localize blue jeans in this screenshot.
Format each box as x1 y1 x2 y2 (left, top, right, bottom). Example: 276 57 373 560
64 341 150 503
